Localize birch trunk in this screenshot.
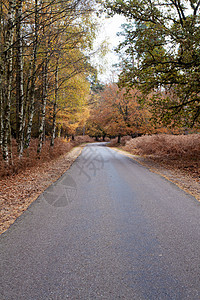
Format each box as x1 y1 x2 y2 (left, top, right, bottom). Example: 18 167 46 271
25 0 38 148
50 57 59 147
16 0 24 157
2 0 16 163
37 53 48 154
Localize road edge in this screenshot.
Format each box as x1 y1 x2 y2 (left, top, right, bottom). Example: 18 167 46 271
0 145 84 235
112 147 200 203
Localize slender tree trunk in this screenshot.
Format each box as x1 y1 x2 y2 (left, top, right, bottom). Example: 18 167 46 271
16 0 24 157
0 90 3 150
117 134 121 144
2 0 16 163
57 126 61 138
25 0 38 148
0 0 3 149
83 126 85 136
8 122 13 165
37 52 48 153
51 57 59 147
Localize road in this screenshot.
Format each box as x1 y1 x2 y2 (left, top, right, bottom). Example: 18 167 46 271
1 143 200 300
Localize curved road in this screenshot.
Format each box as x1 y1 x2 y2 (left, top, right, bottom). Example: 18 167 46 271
1 143 200 299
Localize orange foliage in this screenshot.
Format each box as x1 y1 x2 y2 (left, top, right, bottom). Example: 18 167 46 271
87 83 153 138
123 134 200 158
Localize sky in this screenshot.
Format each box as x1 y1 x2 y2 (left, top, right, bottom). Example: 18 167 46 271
92 14 126 83
92 4 194 84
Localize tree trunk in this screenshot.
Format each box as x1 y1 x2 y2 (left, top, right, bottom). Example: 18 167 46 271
0 89 3 150
83 126 85 136
50 57 59 147
2 0 16 163
25 0 38 148
57 125 61 138
37 53 48 153
117 134 121 144
16 0 24 157
0 0 3 150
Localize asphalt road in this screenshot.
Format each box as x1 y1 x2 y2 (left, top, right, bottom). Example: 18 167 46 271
1 143 200 300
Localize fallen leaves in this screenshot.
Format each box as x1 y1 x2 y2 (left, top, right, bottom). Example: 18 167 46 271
0 146 83 234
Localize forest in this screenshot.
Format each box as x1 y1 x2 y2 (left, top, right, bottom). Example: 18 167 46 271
0 0 199 173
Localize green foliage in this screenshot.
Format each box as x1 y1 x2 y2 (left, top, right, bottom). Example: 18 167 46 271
105 0 200 127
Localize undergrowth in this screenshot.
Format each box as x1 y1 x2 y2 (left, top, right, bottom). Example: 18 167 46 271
123 134 200 180
109 136 132 147
0 135 94 179
123 134 200 158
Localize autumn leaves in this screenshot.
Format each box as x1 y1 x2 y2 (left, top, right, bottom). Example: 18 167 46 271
0 0 97 163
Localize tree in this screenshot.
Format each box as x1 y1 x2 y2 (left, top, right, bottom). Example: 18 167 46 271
0 0 100 162
25 0 39 149
16 0 25 157
87 83 152 141
50 56 59 147
104 0 200 128
0 0 3 149
56 73 91 138
2 0 16 163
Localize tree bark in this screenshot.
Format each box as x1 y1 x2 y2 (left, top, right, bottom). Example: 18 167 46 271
51 57 59 147
37 52 48 153
0 0 3 149
0 89 3 150
117 134 121 144
57 125 61 138
2 0 16 163
25 0 38 148
16 0 24 157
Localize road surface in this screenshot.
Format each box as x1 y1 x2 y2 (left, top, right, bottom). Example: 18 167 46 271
1 143 200 299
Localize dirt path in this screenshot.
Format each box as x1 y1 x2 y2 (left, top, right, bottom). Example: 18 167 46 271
0 146 83 234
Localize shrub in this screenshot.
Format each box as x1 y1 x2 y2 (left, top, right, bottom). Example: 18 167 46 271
123 134 200 158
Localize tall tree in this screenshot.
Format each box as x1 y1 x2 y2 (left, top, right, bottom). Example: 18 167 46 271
0 0 3 149
16 0 24 156
105 0 200 127
50 56 59 147
25 0 39 148
2 0 16 163
0 0 100 162
86 83 152 141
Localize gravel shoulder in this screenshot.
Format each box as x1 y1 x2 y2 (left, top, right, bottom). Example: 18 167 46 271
113 148 200 202
0 146 84 234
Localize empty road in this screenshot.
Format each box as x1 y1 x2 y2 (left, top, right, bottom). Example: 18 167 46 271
1 143 200 299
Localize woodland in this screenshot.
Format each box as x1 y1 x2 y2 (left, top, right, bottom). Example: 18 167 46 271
0 0 200 233
0 0 199 173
